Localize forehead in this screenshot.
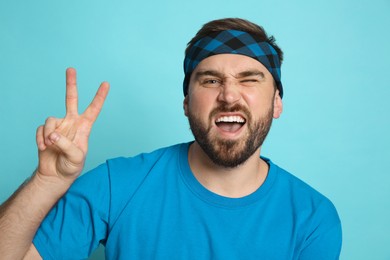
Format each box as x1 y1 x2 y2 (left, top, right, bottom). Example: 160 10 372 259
192 54 270 75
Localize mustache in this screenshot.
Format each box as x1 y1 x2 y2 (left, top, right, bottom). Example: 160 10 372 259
209 104 251 119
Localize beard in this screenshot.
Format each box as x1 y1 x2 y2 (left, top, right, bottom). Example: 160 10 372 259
188 103 274 168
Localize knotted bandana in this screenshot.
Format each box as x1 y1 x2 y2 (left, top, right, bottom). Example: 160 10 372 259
183 29 283 98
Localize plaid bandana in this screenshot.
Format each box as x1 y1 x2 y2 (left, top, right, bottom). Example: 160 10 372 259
183 29 283 98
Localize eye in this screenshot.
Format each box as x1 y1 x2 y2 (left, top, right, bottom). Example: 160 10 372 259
240 78 260 86
206 79 218 84
202 78 222 87
242 79 258 82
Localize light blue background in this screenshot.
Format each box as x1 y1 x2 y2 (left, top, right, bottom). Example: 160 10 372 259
1 0 389 259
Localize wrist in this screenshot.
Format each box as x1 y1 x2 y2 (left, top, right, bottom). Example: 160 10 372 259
31 171 75 200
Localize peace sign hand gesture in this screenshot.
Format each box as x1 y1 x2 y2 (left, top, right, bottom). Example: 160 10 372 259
35 68 110 187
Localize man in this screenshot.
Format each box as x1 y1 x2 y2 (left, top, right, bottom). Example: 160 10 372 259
0 18 342 259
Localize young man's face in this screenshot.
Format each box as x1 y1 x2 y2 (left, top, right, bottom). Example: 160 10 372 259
184 54 282 167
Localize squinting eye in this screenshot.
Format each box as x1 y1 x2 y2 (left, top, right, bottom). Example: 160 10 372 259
242 79 258 83
202 79 221 86
241 79 260 86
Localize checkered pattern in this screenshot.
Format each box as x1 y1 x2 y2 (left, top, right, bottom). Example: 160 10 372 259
183 30 283 98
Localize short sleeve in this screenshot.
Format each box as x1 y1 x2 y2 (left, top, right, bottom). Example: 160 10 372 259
298 199 342 259
33 163 110 259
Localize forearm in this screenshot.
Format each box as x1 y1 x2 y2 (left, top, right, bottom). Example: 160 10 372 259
0 171 72 259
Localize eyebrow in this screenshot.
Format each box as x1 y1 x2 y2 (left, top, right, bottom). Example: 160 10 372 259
194 69 265 80
235 70 265 79
194 70 225 80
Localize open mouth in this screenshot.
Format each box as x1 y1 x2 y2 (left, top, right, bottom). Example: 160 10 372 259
215 115 246 133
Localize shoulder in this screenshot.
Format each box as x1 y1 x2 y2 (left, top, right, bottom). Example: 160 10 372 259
265 158 342 256
106 142 187 176
73 142 189 208
265 158 340 225
94 142 189 227
267 158 332 204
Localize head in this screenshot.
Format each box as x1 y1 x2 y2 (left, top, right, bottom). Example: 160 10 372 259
183 18 284 97
183 18 284 168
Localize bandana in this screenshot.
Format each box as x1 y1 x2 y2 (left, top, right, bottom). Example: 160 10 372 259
183 29 283 98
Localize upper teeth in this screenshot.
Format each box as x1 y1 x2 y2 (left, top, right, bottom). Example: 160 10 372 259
216 116 245 123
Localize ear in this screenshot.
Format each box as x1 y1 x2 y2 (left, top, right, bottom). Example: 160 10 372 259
183 95 189 117
273 90 283 119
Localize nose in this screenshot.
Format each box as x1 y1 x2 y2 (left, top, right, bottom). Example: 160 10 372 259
217 81 241 104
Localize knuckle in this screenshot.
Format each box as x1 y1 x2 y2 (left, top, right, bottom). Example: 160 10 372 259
45 116 58 124
45 117 53 124
36 125 43 133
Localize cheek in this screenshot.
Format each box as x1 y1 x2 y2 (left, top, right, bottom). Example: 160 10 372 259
243 92 274 116
243 93 258 106
188 92 215 112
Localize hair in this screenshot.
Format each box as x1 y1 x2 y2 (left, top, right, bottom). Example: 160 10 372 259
185 18 284 65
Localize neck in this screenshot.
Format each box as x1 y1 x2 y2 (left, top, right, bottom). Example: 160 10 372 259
188 141 269 198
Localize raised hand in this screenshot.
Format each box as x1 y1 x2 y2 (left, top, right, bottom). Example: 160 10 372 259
35 68 110 184
0 68 109 259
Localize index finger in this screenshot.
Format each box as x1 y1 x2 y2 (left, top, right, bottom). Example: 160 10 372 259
65 68 78 116
83 81 110 123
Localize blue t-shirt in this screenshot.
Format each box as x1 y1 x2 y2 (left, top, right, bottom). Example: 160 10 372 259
33 143 342 259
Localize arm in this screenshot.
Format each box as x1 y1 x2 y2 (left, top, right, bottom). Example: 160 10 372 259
298 222 342 259
0 68 109 259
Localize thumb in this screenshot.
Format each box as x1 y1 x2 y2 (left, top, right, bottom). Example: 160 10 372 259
49 132 84 164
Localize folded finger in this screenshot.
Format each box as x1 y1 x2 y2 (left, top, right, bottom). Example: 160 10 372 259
49 132 84 165
43 117 60 146
36 125 46 151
